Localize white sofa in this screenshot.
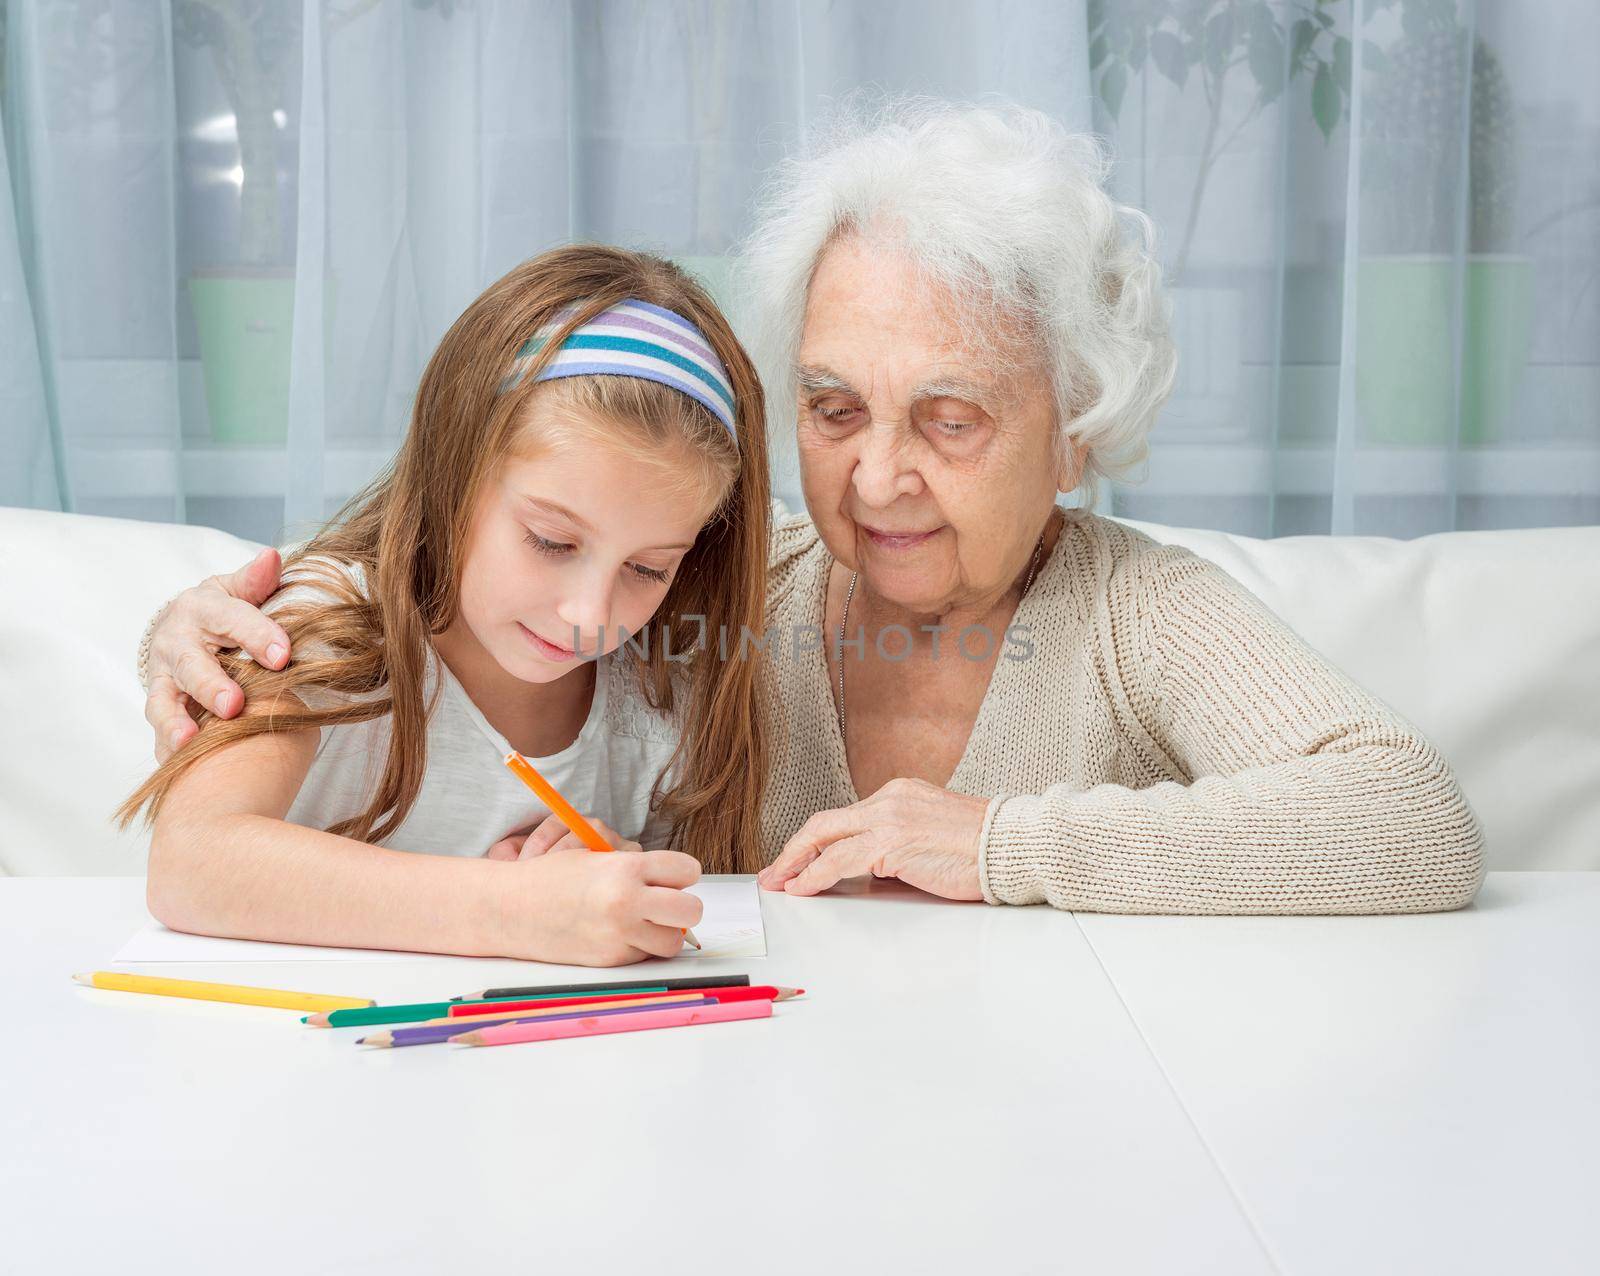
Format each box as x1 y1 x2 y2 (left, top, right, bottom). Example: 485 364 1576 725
3 505 1597 877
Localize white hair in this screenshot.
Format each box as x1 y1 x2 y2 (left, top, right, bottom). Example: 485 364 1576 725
737 95 1177 502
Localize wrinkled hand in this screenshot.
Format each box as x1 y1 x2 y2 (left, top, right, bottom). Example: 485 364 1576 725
756 778 990 901
145 548 290 762
483 813 631 861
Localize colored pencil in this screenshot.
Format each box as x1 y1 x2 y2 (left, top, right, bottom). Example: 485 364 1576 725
72 971 371 1014
303 986 673 1029
360 996 717 1049
503 749 611 851
453 997 772 1047
429 991 709 1023
503 749 700 950
446 983 801 1018
456 973 748 1002
413 992 706 1028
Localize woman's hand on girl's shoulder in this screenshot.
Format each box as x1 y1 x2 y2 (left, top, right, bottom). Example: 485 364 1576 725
144 548 292 762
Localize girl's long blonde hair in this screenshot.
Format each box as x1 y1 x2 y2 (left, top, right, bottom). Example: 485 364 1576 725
119 245 771 874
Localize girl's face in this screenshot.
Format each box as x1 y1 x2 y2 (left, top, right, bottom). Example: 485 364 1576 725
454 424 721 685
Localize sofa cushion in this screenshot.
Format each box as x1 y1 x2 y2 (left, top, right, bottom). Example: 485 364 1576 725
1119 517 1600 872
0 508 262 875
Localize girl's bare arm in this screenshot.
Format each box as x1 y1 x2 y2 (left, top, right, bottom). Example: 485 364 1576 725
147 716 702 964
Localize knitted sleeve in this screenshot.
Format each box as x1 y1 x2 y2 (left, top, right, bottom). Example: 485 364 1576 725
977 541 1486 915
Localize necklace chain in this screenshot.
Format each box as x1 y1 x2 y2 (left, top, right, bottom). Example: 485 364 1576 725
835 520 1049 740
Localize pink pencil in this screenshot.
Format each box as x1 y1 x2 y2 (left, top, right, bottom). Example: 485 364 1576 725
450 997 772 1047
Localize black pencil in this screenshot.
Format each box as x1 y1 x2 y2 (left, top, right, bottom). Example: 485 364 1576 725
452 974 751 1002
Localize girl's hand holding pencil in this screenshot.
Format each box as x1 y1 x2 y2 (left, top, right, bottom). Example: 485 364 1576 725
486 843 704 967
474 757 703 965
500 750 701 954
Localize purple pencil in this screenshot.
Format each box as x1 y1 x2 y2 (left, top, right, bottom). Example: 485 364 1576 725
356 996 717 1049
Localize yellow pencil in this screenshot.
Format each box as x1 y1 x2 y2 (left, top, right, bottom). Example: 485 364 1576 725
503 750 701 950
72 971 372 1013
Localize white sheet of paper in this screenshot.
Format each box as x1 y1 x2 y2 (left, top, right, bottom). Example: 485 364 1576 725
111 878 766 963
679 879 767 958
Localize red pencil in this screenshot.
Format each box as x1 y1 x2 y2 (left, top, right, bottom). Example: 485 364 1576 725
447 983 802 1018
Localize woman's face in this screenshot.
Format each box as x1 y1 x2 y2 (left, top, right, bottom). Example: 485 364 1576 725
795 235 1076 615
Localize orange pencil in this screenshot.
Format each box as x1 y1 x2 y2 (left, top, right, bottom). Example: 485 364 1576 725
503 749 701 949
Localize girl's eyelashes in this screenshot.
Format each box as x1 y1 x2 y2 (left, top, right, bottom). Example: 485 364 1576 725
524 530 573 556
523 529 672 585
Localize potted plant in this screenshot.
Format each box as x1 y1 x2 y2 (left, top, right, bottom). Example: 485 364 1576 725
178 0 300 445
1089 0 1364 441
1358 0 1528 446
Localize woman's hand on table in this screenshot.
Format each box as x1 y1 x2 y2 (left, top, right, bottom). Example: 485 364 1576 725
757 778 989 901
144 548 290 762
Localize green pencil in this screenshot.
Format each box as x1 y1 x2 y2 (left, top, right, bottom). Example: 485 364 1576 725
302 986 671 1029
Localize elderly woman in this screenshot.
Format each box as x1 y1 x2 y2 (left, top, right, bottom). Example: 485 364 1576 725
137 100 1484 915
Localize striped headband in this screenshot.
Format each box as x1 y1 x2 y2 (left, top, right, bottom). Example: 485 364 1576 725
501 298 738 443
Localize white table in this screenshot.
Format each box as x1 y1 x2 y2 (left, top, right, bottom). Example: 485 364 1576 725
0 876 1266 1275
1 874 1594 1275
1076 872 1600 1276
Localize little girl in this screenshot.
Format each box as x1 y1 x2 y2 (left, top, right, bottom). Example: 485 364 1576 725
120 245 771 967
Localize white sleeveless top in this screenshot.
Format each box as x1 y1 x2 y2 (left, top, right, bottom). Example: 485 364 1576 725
264 561 682 856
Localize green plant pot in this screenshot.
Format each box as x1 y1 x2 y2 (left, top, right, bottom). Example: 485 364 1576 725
1356 254 1534 446
189 270 297 445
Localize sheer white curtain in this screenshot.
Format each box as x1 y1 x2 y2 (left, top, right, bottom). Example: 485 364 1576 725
1091 0 1600 535
2 0 1596 542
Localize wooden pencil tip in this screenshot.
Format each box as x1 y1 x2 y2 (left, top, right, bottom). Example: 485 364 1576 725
358 1032 393 1048
305 1013 331 1028
453 1032 484 1046
775 987 804 1001
454 992 484 1002
683 928 702 950
71 973 93 986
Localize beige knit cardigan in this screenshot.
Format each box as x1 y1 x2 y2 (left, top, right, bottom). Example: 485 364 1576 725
758 506 1486 915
